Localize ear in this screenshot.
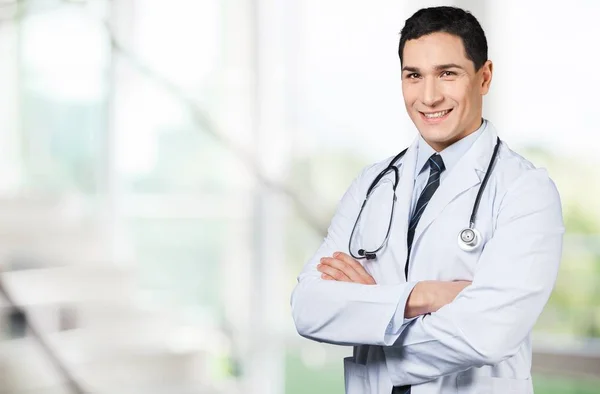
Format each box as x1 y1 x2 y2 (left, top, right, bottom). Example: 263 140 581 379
480 60 493 95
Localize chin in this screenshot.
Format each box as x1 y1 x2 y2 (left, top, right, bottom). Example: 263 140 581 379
418 123 454 138
416 125 461 150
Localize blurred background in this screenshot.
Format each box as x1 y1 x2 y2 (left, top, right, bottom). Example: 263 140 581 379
0 0 598 393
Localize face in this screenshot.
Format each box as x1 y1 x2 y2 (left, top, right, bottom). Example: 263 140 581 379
401 32 493 152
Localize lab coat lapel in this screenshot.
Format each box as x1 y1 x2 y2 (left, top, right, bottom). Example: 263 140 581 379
411 124 499 249
385 136 418 277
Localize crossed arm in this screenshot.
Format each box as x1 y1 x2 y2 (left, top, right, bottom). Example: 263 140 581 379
317 251 471 319
291 168 564 386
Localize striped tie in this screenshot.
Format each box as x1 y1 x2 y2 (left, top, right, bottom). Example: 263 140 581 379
405 153 446 278
393 153 445 394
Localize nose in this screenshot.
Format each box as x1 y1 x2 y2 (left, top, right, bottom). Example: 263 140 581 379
421 78 443 107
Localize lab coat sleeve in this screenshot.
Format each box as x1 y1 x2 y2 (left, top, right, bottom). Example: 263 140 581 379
291 164 417 346
383 168 564 386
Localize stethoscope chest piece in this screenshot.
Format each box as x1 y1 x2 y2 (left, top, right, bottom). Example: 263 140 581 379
458 227 481 252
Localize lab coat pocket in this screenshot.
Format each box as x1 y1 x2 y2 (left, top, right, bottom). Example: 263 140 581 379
456 372 533 394
344 357 369 394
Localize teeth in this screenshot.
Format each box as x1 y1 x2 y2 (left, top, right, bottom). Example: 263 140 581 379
424 110 450 119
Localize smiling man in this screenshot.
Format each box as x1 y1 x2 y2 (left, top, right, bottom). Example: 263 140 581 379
399 8 492 154
291 6 563 394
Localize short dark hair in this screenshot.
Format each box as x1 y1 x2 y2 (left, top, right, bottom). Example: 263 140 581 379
398 6 488 71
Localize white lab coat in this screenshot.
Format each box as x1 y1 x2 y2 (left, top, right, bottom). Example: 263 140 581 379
291 122 564 394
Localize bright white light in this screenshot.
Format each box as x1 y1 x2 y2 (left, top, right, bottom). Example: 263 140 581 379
21 7 108 101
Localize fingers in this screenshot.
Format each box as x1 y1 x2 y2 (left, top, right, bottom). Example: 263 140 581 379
316 252 376 285
334 252 376 284
317 260 353 282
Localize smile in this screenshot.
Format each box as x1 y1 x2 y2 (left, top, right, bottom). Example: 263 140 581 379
421 109 452 118
419 109 453 123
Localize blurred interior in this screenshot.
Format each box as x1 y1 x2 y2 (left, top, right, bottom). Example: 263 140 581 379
0 0 599 393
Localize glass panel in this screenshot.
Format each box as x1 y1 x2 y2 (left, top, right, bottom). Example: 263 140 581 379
129 217 232 313
20 1 109 194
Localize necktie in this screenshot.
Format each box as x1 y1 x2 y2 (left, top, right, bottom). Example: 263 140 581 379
405 154 446 279
393 154 445 394
392 386 412 394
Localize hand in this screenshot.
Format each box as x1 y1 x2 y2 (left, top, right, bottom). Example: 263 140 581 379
405 280 471 318
317 252 376 285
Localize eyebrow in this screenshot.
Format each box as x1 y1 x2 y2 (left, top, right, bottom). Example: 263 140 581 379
402 63 465 73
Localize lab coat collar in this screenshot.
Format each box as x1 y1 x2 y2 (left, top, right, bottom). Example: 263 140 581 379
409 121 499 258
414 119 488 179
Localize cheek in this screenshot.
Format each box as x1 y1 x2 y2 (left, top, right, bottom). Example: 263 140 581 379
401 84 419 108
449 81 476 106
443 89 469 109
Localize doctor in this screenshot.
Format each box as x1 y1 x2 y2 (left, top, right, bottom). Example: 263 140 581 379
291 6 564 394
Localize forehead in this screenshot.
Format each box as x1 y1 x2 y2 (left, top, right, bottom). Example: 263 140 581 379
403 32 472 70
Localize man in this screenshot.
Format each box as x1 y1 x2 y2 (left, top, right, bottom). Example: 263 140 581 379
290 6 564 394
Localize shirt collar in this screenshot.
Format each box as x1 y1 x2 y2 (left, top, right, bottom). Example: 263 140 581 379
414 118 488 179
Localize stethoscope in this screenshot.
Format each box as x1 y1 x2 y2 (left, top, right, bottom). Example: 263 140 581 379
349 137 501 260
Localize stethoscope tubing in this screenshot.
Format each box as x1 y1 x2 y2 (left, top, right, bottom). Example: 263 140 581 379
349 137 501 259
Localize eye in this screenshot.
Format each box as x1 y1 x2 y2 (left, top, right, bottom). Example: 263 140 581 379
406 73 420 79
441 70 456 77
